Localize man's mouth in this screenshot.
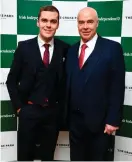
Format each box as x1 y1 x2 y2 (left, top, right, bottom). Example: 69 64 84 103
44 30 52 33
82 32 90 35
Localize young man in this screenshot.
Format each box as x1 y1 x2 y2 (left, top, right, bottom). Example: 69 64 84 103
6 5 70 161
66 7 125 161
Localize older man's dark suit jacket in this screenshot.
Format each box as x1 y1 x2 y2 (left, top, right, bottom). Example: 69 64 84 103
66 35 125 133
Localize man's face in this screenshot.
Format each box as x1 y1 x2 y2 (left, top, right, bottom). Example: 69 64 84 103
77 10 98 42
37 11 59 42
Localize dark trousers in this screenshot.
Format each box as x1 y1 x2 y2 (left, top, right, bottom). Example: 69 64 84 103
69 111 110 161
18 104 59 161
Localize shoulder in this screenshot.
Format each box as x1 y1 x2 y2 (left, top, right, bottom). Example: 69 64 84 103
100 36 122 49
99 37 123 59
18 37 37 47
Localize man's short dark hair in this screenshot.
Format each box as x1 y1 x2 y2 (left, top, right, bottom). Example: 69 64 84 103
38 5 60 21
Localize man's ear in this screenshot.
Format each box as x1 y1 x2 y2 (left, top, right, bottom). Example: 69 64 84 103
37 20 39 27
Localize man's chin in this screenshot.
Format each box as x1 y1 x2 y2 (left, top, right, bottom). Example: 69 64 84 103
41 35 53 41
82 35 94 42
44 34 53 38
82 37 90 42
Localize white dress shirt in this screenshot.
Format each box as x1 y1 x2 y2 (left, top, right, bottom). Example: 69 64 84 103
79 34 98 65
37 35 54 63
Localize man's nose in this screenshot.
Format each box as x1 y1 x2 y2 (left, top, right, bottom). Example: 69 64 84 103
46 21 51 27
84 23 88 29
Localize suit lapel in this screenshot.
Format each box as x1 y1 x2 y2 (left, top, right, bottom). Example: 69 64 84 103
49 39 65 82
71 42 80 73
82 36 104 85
31 37 43 65
49 39 61 67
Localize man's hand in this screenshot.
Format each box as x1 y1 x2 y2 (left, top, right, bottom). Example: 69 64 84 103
104 124 119 135
17 108 21 115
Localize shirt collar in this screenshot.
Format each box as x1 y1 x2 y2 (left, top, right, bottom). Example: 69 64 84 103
80 33 98 48
37 35 54 48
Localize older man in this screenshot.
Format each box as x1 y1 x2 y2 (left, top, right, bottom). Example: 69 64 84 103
66 7 125 161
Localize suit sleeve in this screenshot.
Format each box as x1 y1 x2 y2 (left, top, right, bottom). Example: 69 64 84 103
6 42 24 111
105 43 125 126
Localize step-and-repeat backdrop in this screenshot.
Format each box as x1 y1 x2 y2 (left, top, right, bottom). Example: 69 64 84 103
1 0 132 161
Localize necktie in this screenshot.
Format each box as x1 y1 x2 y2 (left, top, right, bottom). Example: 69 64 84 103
43 44 50 67
79 44 87 69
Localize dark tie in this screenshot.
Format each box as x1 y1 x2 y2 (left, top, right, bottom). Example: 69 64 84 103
79 44 87 69
43 44 50 67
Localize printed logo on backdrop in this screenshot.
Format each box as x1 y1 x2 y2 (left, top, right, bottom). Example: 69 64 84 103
116 105 132 138
19 15 37 20
60 16 77 21
124 78 132 106
117 149 132 156
99 16 120 22
114 136 132 161
121 37 132 71
1 0 17 34
1 35 17 68
53 1 87 36
56 143 70 148
1 12 17 33
17 0 52 34
122 118 132 124
125 16 132 20
0 14 14 19
1 132 17 161
121 0 132 36
124 53 132 56
0 82 6 85
1 144 14 149
54 131 70 160
125 86 132 90
1 101 17 132
0 112 16 119
0 49 15 54
88 1 122 36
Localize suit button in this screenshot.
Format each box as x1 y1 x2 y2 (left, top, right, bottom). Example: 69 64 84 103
77 108 80 111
